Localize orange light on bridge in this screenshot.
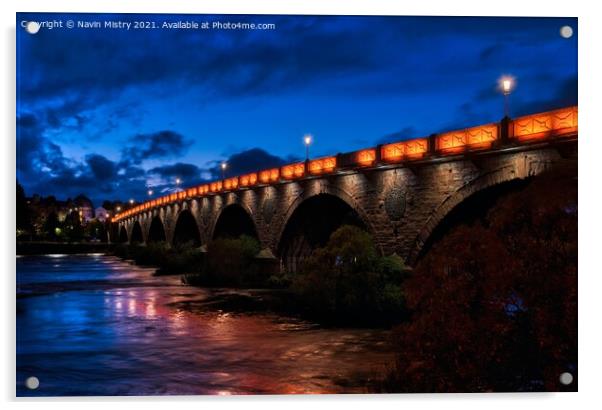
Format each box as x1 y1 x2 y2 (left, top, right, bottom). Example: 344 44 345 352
281 163 305 180
436 124 498 154
240 173 258 187
259 168 280 184
308 156 337 175
381 138 428 162
187 187 198 197
196 184 208 195
210 181 223 192
356 149 376 166
512 106 578 141
224 177 239 190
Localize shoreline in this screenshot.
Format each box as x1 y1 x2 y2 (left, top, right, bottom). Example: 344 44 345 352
16 241 115 256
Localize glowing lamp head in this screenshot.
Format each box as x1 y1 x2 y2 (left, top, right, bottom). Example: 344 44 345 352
116 206 121 212
304 135 312 146
221 162 227 170
175 178 181 185
129 199 134 205
499 76 515 95
147 189 153 196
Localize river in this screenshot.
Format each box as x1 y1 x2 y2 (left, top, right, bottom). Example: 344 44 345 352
16 254 394 396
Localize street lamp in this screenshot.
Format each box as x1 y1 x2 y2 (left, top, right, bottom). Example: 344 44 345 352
116 206 121 212
499 75 515 118
147 189 153 197
221 162 227 179
304 134 312 161
129 198 134 205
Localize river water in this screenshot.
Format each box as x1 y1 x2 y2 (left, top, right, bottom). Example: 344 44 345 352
16 254 394 396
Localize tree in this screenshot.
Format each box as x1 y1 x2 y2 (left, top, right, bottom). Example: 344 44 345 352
63 210 84 242
85 218 107 242
382 167 577 392
205 235 261 286
42 211 61 240
16 181 32 236
293 225 407 324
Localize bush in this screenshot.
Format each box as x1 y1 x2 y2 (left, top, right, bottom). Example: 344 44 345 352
291 225 408 324
185 235 263 287
380 168 577 392
112 242 204 275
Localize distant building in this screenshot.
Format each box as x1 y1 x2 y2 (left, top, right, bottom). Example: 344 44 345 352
73 195 94 222
27 194 95 225
95 207 110 222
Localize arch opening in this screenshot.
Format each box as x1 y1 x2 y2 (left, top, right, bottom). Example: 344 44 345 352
148 216 166 243
414 178 530 264
130 221 144 244
278 193 366 273
118 225 128 243
173 210 201 246
213 204 258 240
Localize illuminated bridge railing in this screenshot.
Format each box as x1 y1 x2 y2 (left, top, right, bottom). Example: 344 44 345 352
113 106 577 222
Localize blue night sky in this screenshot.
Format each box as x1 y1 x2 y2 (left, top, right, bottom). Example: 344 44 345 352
16 13 577 206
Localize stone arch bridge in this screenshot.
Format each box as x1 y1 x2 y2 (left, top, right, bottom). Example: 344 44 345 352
112 106 578 271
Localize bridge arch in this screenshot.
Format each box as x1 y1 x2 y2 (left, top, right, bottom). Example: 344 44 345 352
277 192 370 273
147 215 166 243
407 164 532 265
212 203 258 240
172 208 202 246
130 221 144 244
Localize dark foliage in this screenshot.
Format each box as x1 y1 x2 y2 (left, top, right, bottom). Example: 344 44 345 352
183 235 263 287
292 225 409 325
380 168 577 392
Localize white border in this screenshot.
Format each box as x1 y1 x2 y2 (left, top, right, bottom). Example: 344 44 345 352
3 1 601 409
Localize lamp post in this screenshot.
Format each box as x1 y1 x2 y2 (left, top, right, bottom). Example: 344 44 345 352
221 162 227 180
175 178 181 192
499 76 515 118
304 134 312 161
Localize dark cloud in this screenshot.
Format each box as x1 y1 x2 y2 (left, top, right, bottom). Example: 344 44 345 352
207 148 290 180
121 131 192 165
376 126 419 145
479 43 504 63
86 154 117 181
16 113 150 205
149 163 202 182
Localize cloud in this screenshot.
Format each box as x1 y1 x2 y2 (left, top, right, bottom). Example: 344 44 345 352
86 154 117 181
148 162 202 182
376 126 418 145
121 130 192 165
206 148 290 180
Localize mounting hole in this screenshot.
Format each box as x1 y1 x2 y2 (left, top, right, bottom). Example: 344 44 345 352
25 21 40 34
559 372 573 385
560 26 574 39
25 376 39 390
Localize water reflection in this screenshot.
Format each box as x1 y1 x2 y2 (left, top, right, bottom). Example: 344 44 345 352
17 255 393 396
